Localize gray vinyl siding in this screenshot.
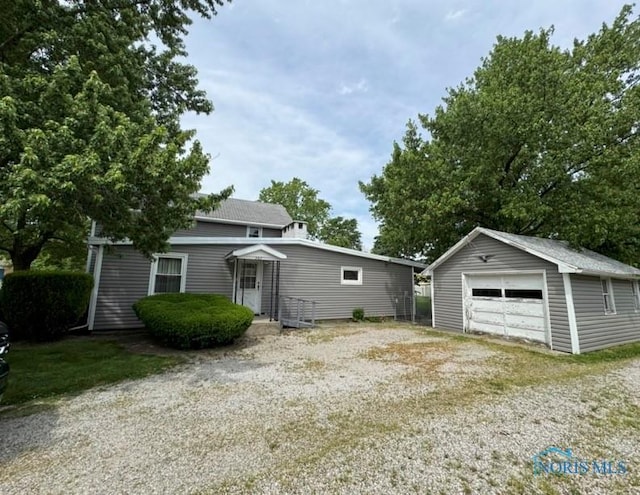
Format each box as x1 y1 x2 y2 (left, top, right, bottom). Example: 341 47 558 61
172 221 283 238
432 234 572 352
93 242 414 329
272 245 413 320
94 247 152 330
571 275 640 352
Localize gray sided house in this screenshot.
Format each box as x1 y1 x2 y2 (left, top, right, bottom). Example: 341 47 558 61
87 198 423 330
424 227 640 354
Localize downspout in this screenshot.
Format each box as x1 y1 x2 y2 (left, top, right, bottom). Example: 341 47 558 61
87 245 104 331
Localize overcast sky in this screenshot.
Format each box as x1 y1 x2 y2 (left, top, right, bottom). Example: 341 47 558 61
182 0 627 250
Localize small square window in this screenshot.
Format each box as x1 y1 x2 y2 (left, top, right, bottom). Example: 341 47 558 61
247 226 262 238
341 266 362 285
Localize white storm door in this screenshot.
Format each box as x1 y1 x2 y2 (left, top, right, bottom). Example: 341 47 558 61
236 261 263 314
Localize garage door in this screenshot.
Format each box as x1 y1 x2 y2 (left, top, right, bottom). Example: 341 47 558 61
464 273 548 343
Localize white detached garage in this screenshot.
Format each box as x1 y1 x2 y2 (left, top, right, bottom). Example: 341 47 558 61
424 227 640 354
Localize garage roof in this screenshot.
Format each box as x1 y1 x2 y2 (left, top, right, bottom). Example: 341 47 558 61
424 227 640 278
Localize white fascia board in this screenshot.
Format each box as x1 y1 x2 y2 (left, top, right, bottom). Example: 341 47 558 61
89 236 425 268
193 216 287 229
424 227 580 276
225 244 288 261
423 228 484 274
562 273 581 354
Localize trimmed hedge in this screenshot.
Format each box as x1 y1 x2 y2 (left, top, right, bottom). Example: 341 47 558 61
133 293 254 349
0 270 94 341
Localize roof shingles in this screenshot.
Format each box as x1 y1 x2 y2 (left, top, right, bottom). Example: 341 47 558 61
196 198 292 227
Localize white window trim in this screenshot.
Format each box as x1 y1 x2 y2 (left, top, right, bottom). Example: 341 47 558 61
632 280 640 311
341 266 363 286
148 253 188 295
246 226 263 238
601 278 616 315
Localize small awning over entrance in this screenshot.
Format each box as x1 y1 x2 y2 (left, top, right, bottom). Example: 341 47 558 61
225 244 287 262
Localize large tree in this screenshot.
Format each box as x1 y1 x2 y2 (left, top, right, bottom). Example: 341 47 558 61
259 177 363 249
319 216 362 250
361 5 640 265
0 0 232 270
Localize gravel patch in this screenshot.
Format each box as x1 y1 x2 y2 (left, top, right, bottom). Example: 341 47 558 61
0 324 639 494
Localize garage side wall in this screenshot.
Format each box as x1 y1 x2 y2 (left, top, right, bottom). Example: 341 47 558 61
571 275 640 352
432 234 572 352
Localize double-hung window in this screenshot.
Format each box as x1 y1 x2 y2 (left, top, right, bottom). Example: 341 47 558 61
149 254 188 295
601 279 616 314
632 280 640 311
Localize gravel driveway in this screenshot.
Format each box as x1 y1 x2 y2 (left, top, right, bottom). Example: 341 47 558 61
1 324 639 494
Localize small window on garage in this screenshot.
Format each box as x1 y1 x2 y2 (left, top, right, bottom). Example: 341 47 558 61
504 289 543 299
632 280 640 311
472 288 502 297
601 279 616 314
341 266 362 285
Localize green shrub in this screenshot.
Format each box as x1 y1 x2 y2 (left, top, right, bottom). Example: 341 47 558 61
352 307 365 321
0 270 93 341
133 293 254 349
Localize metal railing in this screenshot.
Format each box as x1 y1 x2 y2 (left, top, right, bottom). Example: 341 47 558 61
278 296 317 329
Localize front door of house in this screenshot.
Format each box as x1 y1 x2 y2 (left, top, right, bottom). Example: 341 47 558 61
236 261 263 315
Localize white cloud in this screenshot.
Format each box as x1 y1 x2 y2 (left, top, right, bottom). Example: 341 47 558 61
338 79 369 96
445 9 468 21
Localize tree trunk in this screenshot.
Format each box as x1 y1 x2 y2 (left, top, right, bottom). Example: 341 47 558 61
10 251 38 271
10 239 47 271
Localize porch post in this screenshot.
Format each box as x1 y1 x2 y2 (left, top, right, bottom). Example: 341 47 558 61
269 261 275 321
275 261 281 320
240 260 246 305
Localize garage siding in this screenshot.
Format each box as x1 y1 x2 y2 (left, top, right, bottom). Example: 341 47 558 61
432 234 572 352
572 275 640 352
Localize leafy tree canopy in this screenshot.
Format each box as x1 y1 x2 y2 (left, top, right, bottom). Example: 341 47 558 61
259 178 363 250
0 0 232 270
361 5 640 265
319 216 362 250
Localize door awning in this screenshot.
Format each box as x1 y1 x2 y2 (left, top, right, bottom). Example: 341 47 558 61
225 244 287 262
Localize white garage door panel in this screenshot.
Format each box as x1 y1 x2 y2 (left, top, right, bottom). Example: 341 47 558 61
502 275 544 290
465 273 548 344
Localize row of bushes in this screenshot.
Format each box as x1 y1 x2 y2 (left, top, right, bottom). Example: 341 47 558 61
133 293 254 349
0 271 93 341
0 270 252 348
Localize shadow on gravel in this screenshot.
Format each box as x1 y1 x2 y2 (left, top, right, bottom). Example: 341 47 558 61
0 404 59 464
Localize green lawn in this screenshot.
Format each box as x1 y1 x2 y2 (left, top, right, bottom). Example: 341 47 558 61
2 339 183 406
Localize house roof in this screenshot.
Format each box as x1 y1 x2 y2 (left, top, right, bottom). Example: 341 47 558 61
195 198 293 228
424 227 640 278
225 244 288 262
